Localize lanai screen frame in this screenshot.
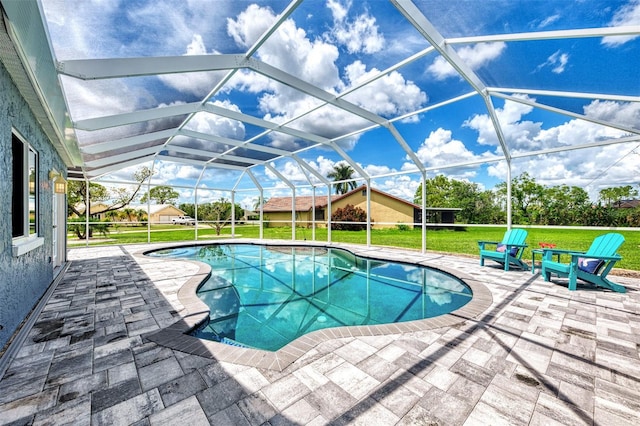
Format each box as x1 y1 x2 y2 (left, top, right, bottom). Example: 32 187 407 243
2 0 639 252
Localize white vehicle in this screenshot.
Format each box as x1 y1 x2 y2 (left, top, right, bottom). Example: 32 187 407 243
171 215 195 225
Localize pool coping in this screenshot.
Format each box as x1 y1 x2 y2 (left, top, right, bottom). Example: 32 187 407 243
141 240 494 372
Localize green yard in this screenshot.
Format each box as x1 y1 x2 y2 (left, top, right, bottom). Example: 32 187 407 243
68 224 640 271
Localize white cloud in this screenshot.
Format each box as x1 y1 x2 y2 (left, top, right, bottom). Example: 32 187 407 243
183 100 246 139
464 96 542 151
43 0 233 59
228 5 341 90
538 14 561 29
375 174 420 202
343 61 427 119
536 50 569 74
327 0 385 54
427 42 507 80
157 35 226 97
583 100 640 126
602 0 640 47
224 4 422 152
480 99 640 197
404 128 489 179
226 4 277 48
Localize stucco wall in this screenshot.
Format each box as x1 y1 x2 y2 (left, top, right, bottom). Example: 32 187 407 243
0 62 66 351
331 190 414 229
264 211 326 228
152 205 185 222
263 211 289 227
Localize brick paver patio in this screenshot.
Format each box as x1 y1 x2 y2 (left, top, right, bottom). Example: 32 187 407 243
1 240 639 425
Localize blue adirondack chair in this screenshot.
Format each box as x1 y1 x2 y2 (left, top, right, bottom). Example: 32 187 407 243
541 233 625 293
478 229 529 271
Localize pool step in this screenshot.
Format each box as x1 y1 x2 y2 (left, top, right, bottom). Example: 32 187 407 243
221 337 249 348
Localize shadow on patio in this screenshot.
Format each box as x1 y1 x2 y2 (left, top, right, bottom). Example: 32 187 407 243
1 243 639 425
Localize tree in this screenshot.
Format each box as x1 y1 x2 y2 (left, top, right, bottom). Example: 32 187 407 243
538 185 590 225
253 196 267 211
496 172 545 224
122 207 136 222
67 180 109 217
328 163 357 194
198 199 244 235
141 185 179 205
599 185 638 207
179 203 196 218
135 209 147 223
331 204 368 230
413 175 490 223
475 190 505 224
67 166 154 217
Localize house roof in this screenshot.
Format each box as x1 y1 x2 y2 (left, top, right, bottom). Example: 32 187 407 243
262 195 340 212
262 186 462 212
133 204 185 215
337 186 422 209
617 199 640 209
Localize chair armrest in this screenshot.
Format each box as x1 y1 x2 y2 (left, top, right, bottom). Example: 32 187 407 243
477 241 500 248
568 253 622 262
542 249 584 261
542 248 585 255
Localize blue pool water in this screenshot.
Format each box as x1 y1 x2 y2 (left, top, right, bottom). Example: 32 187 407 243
150 244 472 351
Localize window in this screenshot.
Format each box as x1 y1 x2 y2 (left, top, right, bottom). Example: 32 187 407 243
12 132 38 239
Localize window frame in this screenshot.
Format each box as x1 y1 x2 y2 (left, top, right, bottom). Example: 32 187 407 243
11 130 44 256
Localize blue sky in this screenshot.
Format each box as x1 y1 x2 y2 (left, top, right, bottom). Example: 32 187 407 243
42 0 640 208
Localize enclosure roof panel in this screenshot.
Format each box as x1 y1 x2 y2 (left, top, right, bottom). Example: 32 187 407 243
0 0 637 200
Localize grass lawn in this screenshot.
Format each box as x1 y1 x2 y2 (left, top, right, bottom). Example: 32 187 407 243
68 224 640 271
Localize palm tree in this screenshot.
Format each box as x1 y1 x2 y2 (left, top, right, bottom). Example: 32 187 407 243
135 209 147 224
328 163 357 194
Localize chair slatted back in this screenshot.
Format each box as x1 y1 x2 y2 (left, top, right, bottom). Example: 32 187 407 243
501 229 528 246
585 233 624 257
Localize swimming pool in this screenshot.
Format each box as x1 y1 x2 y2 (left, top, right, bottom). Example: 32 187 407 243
149 244 473 351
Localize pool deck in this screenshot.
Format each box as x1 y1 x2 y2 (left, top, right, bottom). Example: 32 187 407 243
1 240 639 425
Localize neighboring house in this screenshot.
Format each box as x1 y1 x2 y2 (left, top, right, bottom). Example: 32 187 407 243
261 186 460 229
70 202 111 220
262 195 340 227
71 203 187 223
0 17 70 350
615 199 640 209
136 204 187 223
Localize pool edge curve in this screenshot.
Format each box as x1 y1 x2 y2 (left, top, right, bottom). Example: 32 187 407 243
140 240 494 372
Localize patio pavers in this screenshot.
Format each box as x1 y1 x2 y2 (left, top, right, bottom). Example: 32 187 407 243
1 240 639 425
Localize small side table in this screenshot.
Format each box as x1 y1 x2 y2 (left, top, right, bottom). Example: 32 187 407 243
531 244 559 274
531 249 544 275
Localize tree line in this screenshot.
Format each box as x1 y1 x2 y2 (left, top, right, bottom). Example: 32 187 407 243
67 164 639 234
414 172 640 227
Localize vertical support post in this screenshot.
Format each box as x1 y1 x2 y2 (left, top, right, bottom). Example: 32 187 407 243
259 189 264 240
147 162 155 244
311 186 316 241
194 187 198 241
506 162 512 230
231 191 236 238
366 182 371 247
291 188 296 241
421 172 427 254
85 179 89 247
327 184 332 243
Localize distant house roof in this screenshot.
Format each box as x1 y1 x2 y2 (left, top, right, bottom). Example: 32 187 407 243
261 186 462 212
262 195 340 212
616 199 640 209
133 204 184 215
335 186 461 211
338 185 421 209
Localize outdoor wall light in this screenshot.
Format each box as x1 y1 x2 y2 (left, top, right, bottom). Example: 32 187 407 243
49 171 67 194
